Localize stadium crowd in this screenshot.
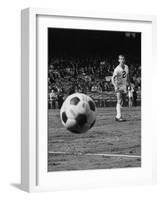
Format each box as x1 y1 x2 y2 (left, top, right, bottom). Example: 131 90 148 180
48 56 141 109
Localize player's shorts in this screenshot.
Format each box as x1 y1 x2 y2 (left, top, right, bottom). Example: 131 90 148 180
115 85 127 93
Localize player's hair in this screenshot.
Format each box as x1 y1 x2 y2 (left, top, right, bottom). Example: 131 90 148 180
118 54 125 59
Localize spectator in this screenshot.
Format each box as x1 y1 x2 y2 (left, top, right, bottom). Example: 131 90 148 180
48 56 141 108
133 87 138 106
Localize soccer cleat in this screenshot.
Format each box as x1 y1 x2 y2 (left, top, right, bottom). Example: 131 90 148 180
115 117 126 122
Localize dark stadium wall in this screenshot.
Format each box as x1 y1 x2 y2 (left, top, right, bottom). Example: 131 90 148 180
48 28 141 64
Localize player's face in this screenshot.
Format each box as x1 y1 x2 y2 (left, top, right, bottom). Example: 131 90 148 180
118 56 125 65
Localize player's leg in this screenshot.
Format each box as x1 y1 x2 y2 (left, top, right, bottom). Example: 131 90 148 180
128 97 130 107
115 92 126 122
129 97 132 107
116 92 122 118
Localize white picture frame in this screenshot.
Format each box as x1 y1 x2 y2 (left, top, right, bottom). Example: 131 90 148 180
21 8 157 192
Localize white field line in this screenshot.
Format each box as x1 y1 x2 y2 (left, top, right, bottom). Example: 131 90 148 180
48 151 141 158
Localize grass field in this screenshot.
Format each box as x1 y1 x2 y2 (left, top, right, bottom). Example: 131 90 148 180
48 107 141 172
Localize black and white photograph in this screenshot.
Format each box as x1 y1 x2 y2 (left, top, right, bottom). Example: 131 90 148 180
48 28 141 172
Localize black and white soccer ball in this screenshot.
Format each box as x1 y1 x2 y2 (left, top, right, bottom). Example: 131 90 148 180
60 93 96 133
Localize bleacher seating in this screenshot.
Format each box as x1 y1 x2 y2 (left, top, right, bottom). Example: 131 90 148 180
87 90 141 107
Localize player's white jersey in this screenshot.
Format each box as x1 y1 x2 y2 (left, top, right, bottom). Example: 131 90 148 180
112 64 129 92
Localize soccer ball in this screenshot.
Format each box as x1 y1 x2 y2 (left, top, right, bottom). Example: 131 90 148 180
60 93 96 133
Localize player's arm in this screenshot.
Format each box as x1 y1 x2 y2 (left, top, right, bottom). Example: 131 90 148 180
111 69 119 91
111 69 116 86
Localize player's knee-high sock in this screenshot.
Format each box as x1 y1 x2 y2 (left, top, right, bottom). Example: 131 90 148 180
116 103 121 118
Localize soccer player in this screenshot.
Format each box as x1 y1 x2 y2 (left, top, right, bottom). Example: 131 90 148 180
112 55 129 122
128 85 134 107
